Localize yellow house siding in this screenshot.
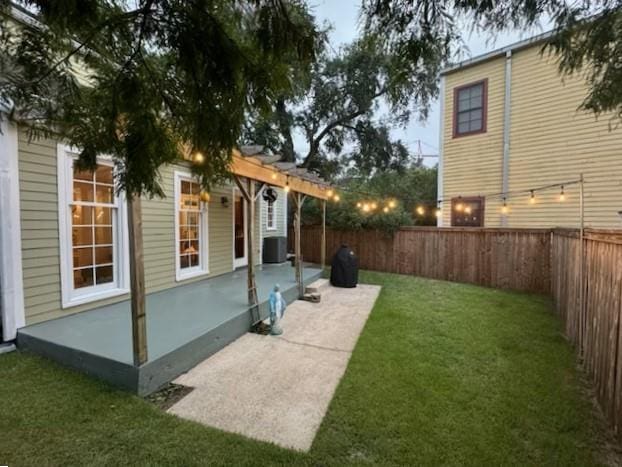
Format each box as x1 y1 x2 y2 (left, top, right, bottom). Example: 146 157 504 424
441 56 506 227
17 129 243 325
505 46 622 228
441 43 622 228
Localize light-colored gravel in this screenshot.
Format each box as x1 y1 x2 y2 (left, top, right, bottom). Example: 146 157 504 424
167 280 381 451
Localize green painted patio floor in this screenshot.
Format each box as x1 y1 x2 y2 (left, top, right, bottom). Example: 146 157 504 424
19 263 321 365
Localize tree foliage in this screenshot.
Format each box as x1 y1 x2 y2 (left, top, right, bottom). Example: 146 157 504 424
244 36 439 179
363 0 622 122
302 165 438 232
0 0 319 197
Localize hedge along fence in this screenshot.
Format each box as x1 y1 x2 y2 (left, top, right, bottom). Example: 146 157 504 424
291 225 622 436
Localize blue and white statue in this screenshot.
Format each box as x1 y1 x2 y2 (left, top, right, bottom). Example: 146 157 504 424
268 284 287 335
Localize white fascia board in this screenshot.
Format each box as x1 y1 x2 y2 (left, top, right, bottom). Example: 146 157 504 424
0 119 25 341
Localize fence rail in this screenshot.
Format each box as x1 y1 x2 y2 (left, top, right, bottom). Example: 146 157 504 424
292 225 622 435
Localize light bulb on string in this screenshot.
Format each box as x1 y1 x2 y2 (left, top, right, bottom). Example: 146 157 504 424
356 202 362 208
529 190 536 204
501 197 509 215
371 202 378 210
559 185 566 202
383 206 389 213
416 206 425 216
192 152 204 164
327 189 334 198
333 194 340 202
464 205 472 215
388 199 397 209
362 203 370 213
455 196 464 212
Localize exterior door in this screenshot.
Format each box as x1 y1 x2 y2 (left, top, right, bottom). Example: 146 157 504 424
233 191 247 268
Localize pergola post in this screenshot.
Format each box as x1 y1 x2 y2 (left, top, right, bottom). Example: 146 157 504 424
234 175 265 324
127 195 147 366
321 199 327 272
246 178 258 313
292 192 306 298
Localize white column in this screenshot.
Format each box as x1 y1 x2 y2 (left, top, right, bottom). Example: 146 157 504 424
0 120 25 341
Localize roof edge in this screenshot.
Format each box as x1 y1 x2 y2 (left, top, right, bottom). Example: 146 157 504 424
441 30 555 76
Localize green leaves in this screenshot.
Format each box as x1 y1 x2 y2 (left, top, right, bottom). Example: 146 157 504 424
1 0 319 197
363 0 622 124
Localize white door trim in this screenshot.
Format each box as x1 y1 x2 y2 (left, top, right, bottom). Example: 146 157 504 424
232 187 248 268
0 120 25 341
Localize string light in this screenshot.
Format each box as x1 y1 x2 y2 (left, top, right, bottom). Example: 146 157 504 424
416 206 425 216
464 205 472 215
362 203 370 213
435 208 441 218
371 202 378 210
383 206 389 213
501 197 509 215
559 185 566 202
529 190 536 204
388 200 397 209
271 172 277 181
327 189 334 198
192 152 204 164
356 202 362 208
455 196 464 212
333 194 340 202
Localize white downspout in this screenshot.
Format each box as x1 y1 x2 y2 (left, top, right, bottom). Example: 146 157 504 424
437 76 445 227
501 50 513 227
0 119 25 341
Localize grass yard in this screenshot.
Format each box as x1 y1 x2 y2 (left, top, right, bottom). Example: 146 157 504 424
0 271 617 466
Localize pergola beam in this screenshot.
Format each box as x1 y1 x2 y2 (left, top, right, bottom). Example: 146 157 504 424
230 150 330 200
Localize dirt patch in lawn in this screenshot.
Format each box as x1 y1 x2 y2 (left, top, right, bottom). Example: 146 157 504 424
145 383 194 411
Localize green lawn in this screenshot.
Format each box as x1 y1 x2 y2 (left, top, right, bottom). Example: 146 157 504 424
0 272 616 466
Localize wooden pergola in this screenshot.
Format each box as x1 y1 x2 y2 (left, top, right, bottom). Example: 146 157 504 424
129 148 332 366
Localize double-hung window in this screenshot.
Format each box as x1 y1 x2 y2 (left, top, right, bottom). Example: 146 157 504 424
58 145 129 307
453 79 487 137
266 199 276 230
174 171 209 281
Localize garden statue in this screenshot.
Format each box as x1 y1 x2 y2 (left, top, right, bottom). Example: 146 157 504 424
268 284 287 335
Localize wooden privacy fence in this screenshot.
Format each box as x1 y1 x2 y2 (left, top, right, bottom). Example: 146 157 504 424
291 226 552 294
292 225 622 435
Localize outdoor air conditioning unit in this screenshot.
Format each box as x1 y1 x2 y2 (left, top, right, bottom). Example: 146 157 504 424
263 236 287 263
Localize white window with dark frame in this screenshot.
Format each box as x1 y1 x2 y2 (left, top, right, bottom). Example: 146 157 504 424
453 79 487 137
266 198 277 231
58 145 129 308
174 171 209 281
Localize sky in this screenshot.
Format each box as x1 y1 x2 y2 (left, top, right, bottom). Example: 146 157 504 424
297 0 550 166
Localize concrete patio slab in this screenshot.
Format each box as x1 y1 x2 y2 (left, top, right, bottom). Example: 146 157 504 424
168 282 381 451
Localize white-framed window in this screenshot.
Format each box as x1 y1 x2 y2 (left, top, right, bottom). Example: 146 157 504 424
57 145 130 308
174 171 209 281
266 198 277 231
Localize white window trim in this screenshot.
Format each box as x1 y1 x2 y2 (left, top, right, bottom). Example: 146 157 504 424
0 120 25 340
57 144 130 308
266 197 277 231
174 170 209 282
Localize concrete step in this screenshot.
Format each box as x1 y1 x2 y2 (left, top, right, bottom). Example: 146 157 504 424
305 278 330 295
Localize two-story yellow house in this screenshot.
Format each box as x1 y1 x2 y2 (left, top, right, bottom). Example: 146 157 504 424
437 32 622 228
